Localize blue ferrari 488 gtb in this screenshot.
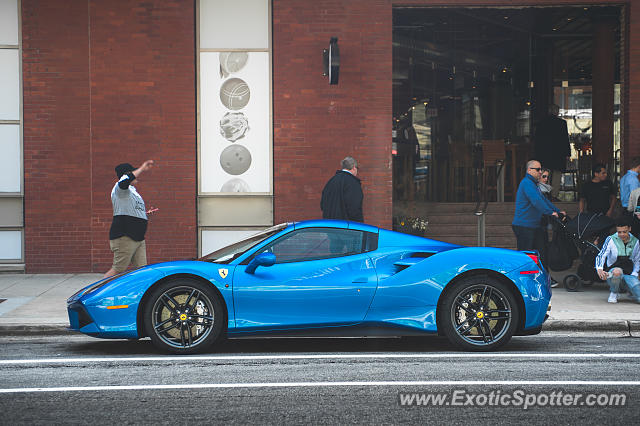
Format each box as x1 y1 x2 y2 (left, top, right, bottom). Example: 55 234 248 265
68 220 551 353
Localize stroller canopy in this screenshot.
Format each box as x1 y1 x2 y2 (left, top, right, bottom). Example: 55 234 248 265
564 212 614 239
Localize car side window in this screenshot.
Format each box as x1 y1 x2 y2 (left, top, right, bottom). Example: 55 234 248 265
260 228 366 263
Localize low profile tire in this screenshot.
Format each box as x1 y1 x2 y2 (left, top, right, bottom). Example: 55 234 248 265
440 276 519 351
563 274 581 292
143 279 224 354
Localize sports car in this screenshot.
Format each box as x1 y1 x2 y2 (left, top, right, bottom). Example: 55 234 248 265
67 219 551 353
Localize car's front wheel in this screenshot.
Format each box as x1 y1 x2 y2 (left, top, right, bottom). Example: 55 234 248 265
143 279 224 354
440 276 519 351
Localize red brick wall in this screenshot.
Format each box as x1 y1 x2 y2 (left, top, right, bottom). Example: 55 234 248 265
22 0 92 272
23 0 197 273
272 0 393 229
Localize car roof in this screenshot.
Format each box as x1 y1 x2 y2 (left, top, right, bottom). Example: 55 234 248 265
292 219 379 233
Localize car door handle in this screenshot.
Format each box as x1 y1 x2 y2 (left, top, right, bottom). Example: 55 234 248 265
352 277 368 283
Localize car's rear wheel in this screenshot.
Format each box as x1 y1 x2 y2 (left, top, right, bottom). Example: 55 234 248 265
440 276 519 351
143 279 224 354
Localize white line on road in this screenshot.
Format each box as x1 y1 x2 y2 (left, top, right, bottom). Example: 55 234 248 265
2 353 640 365
2 381 640 394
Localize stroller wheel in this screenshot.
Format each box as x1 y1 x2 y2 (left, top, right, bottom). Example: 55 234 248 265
563 274 581 292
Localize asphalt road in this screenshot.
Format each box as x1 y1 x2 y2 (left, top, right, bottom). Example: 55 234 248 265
1 332 639 424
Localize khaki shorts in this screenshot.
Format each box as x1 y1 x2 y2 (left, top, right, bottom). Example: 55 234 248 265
110 236 147 272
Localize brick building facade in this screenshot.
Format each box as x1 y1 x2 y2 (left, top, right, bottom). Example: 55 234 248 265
22 0 197 272
4 0 639 272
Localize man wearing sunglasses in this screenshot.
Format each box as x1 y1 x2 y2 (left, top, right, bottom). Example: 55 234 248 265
512 160 566 272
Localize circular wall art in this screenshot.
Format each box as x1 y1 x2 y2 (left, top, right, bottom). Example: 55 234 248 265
220 78 250 110
220 178 251 192
220 144 252 175
219 52 249 77
219 112 249 142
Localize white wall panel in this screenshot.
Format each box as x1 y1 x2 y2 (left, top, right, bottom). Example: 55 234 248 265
0 124 20 192
200 0 268 49
0 0 23 268
0 230 21 260
201 229 262 256
0 0 19 45
200 51 270 193
0 49 20 120
198 0 272 258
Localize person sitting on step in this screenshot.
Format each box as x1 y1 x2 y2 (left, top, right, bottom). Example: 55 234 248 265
595 217 640 304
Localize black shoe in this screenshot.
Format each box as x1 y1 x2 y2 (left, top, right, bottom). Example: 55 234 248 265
550 278 559 288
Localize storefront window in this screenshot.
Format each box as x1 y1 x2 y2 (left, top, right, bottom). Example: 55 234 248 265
393 6 622 232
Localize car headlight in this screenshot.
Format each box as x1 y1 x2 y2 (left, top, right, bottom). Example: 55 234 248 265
68 271 130 301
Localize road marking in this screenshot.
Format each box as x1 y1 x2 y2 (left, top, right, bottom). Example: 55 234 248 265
2 353 640 365
2 380 640 394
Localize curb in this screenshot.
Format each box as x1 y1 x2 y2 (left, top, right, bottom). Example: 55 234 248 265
0 321 636 336
0 324 71 336
542 320 631 333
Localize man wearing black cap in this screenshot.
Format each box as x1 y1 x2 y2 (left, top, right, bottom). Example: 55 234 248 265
104 160 154 278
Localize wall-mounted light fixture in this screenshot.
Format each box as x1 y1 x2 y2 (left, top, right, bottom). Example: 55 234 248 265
322 37 340 85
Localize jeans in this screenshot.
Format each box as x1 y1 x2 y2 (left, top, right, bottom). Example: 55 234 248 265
512 225 547 264
607 268 640 302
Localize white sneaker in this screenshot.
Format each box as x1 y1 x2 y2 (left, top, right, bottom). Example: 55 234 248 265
608 292 618 303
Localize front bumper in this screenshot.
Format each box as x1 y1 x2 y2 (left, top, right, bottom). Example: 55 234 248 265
66 267 165 339
67 301 101 335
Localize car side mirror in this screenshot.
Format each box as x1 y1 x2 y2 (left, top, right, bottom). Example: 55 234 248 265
245 252 276 274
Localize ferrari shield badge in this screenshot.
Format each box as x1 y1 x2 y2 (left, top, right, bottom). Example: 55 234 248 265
218 268 228 279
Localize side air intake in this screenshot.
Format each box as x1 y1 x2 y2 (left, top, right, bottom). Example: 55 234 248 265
393 252 435 271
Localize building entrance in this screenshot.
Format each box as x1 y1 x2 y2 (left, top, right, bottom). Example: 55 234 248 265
392 6 622 234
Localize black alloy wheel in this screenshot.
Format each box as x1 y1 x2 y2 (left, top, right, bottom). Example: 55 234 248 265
143 279 224 354
440 276 519 351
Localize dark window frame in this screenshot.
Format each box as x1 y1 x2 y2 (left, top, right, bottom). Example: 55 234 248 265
241 227 378 265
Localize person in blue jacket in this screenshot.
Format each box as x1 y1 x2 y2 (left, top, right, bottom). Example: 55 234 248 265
512 159 566 266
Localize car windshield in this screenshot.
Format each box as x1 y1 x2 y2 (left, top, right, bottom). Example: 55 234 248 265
198 223 290 264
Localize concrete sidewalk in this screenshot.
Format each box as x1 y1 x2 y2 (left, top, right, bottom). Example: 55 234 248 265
0 267 639 335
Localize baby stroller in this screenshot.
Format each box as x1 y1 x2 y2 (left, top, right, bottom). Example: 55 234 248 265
549 212 615 291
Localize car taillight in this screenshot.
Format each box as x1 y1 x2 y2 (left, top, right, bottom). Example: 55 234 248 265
526 253 540 267
520 253 541 274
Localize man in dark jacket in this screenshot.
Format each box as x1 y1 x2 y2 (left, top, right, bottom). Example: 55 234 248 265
320 156 364 222
534 104 570 199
